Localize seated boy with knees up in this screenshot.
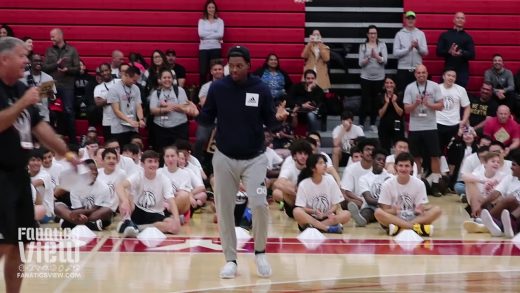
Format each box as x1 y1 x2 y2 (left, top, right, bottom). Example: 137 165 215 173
54 159 114 230
348 148 393 227
116 150 181 237
272 139 313 218
474 149 520 238
374 152 442 236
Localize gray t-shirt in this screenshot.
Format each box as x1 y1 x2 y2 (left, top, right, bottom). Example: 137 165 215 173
107 80 142 134
403 80 443 131
358 42 388 81
149 87 189 128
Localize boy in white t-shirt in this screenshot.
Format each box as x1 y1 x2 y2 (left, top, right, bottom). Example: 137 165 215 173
385 137 419 177
349 148 393 226
116 150 181 237
96 148 127 212
28 149 54 223
332 111 365 170
340 138 377 211
54 160 114 231
478 150 520 238
293 154 351 233
307 132 341 183
272 140 313 218
375 152 442 236
41 148 65 190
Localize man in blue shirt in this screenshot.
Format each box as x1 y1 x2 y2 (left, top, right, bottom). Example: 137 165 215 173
197 45 288 279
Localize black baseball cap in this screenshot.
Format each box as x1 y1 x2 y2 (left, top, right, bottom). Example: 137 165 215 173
227 45 251 63
165 49 176 56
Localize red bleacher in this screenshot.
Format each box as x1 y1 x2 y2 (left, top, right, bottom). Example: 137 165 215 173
0 0 305 141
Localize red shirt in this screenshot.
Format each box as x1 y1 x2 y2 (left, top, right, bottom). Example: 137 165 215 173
483 117 519 146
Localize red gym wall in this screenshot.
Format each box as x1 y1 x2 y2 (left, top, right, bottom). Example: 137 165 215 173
1 0 518 93
1 0 305 87
405 0 520 92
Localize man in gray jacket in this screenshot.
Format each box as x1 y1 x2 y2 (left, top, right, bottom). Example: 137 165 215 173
43 28 80 143
393 11 428 93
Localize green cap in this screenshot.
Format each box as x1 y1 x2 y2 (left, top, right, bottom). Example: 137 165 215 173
405 11 416 18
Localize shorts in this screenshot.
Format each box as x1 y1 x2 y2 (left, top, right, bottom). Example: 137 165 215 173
409 130 441 158
0 169 37 244
131 206 166 225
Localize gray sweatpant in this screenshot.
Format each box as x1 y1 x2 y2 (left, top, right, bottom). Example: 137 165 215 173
212 149 269 262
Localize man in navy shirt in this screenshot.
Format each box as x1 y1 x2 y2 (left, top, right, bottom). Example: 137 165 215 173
198 45 288 279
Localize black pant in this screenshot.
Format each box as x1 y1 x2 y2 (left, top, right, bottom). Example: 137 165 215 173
199 49 221 84
153 122 189 152
360 78 384 126
57 87 78 144
378 121 405 153
396 69 416 94
437 123 459 155
113 131 135 148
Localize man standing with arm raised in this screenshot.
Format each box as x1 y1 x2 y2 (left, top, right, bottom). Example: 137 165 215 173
197 45 288 279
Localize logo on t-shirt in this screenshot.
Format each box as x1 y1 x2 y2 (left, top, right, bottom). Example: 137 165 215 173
82 195 95 209
13 109 34 149
398 192 415 221
311 194 331 213
443 95 454 111
138 191 157 210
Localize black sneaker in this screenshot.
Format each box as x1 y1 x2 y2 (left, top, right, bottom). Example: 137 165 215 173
85 219 103 231
430 183 442 197
117 219 139 237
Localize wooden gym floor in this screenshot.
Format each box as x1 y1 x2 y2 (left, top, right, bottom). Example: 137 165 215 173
2 194 520 292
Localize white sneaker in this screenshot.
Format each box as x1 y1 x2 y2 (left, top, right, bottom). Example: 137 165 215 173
219 262 237 279
255 254 272 278
480 209 503 237
501 210 515 239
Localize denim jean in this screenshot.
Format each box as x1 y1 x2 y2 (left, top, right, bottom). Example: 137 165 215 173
306 112 321 133
454 182 465 196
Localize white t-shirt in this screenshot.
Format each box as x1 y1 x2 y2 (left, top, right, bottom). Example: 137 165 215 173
340 161 372 197
458 153 481 180
118 155 140 177
127 171 174 214
198 81 212 99
295 174 343 212
358 169 393 206
471 165 507 196
182 167 204 188
97 168 127 211
279 156 302 185
437 83 470 126
265 147 283 170
94 79 118 126
379 176 428 221
31 170 54 216
332 124 364 153
495 175 520 201
320 152 334 168
70 180 112 210
43 161 65 190
158 167 193 193
385 154 419 177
